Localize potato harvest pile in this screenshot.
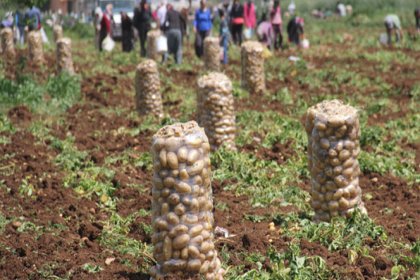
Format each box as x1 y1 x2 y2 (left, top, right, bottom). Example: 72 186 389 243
0 9 419 280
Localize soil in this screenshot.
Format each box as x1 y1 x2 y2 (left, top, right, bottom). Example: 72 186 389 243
0 34 419 279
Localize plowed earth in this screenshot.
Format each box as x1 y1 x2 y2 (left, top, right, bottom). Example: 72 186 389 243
0 37 418 279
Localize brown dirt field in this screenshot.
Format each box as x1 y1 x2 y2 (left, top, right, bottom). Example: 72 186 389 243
0 36 418 279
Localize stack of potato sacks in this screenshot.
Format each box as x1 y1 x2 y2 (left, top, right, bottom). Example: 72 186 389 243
56 38 75 74
305 100 367 222
241 41 265 94
27 31 44 66
197 72 236 151
147 29 161 61
135 59 164 120
0 28 16 79
150 121 224 280
203 37 220 71
53 25 63 43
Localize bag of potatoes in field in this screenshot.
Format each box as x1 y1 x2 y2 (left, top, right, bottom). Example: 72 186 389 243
147 29 161 61
203 37 220 72
1 28 15 61
53 25 63 43
56 37 75 74
150 121 224 280
197 72 236 151
241 41 265 94
27 30 44 66
1 27 16 79
135 59 164 120
305 100 367 222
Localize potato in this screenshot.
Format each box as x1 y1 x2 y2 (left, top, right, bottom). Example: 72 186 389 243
187 259 202 271
159 150 167 167
167 152 178 169
173 234 190 250
177 146 188 162
163 236 172 260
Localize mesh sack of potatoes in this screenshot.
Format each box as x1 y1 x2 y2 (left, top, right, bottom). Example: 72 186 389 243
53 25 63 43
203 37 220 72
1 28 15 62
147 29 161 61
197 72 236 151
56 38 75 74
1 28 16 79
241 41 265 94
28 31 44 66
150 121 224 280
135 59 164 120
305 100 367 222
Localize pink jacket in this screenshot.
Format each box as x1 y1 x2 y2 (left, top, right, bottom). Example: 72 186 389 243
271 6 282 25
244 2 256 28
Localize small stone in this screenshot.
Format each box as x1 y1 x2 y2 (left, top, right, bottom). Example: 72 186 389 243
105 257 116 266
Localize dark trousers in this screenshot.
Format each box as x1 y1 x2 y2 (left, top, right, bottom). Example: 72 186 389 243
231 23 243 45
165 29 182 64
195 30 210 57
138 27 148 57
272 24 283 49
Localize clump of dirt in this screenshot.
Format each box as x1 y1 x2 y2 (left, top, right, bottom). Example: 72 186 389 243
7 105 32 127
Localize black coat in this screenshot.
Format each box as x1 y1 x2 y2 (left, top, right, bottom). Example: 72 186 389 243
133 7 152 32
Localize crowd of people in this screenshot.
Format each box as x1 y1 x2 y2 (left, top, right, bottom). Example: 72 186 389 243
0 4 48 45
2 1 419 63
91 0 313 65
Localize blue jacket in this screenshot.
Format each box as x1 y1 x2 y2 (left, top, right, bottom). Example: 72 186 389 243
194 8 212 32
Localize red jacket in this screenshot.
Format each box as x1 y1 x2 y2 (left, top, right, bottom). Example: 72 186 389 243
101 13 112 34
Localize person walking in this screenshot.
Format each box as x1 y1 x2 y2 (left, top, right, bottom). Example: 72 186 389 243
133 0 152 57
193 0 212 58
270 0 283 50
243 0 256 39
230 0 244 45
99 4 113 51
219 9 229 64
415 8 420 33
15 7 26 45
163 4 185 64
384 14 402 46
121 12 134 52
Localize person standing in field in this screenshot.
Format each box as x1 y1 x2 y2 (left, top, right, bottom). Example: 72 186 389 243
93 7 103 50
15 7 26 45
230 0 244 45
193 0 212 58
415 8 420 34
25 5 41 31
219 9 229 64
243 0 256 39
287 16 304 46
163 4 185 64
99 4 113 51
121 11 134 52
384 14 402 46
133 0 152 57
270 0 283 50
157 1 168 30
